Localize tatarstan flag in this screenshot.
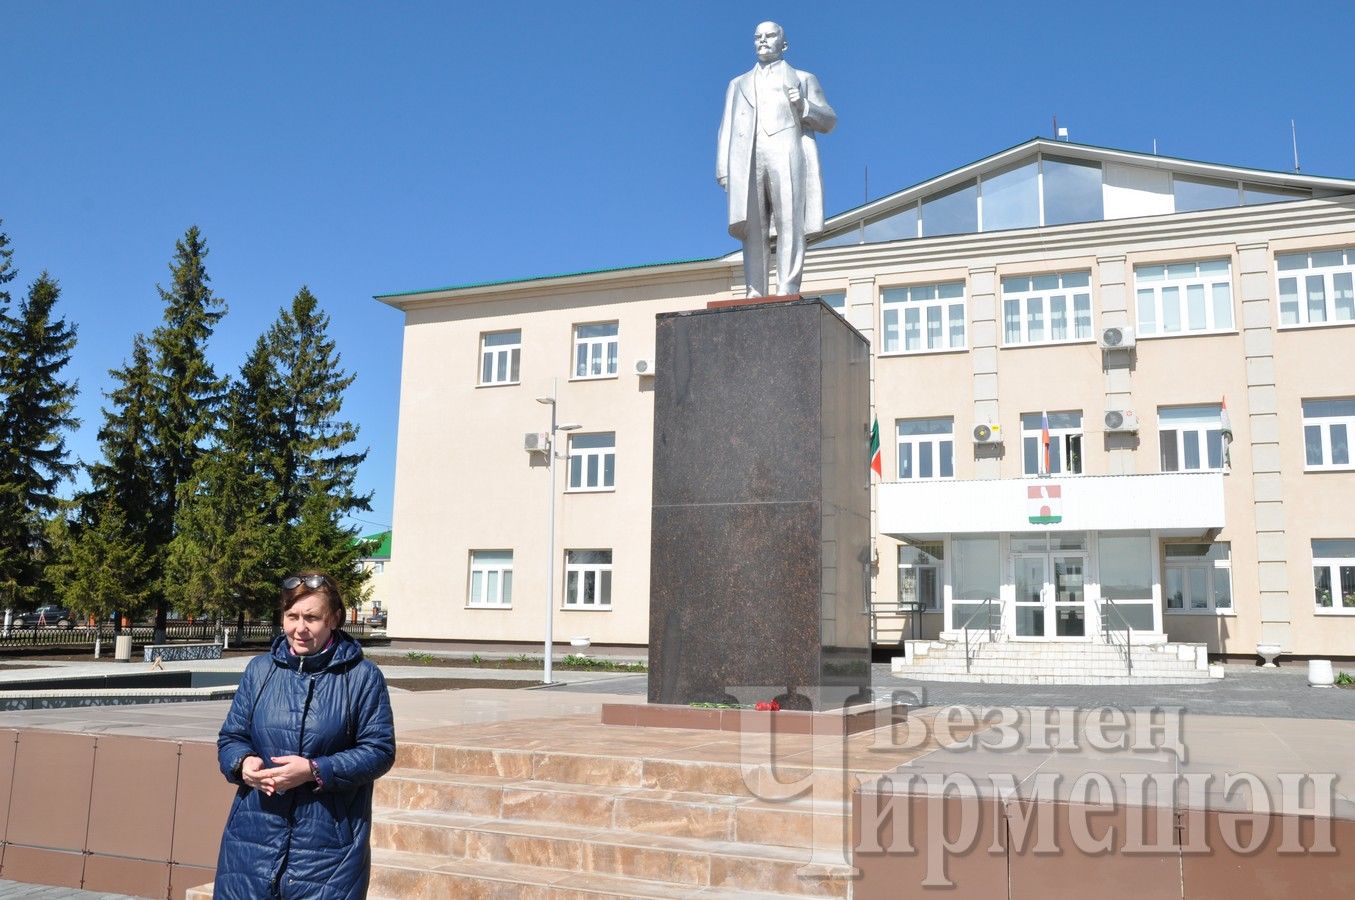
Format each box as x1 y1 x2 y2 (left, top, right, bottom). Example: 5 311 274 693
870 418 882 476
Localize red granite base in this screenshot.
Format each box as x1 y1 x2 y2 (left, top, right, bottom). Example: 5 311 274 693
705 292 802 309
600 699 905 736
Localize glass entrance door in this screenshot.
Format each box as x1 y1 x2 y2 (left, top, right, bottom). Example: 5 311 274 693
1012 551 1088 638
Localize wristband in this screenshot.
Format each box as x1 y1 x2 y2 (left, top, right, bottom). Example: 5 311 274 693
309 758 323 790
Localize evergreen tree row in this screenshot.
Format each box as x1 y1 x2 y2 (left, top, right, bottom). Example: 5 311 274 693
0 220 374 636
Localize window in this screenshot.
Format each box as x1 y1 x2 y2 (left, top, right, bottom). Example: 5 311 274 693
1313 540 1355 613
896 418 954 480
1021 412 1083 476
980 160 1039 232
573 322 619 379
1159 405 1225 472
1134 260 1234 336
1002 272 1093 345
921 180 978 237
1173 175 1240 213
468 550 513 607
806 291 846 317
1303 399 1355 469
1042 156 1104 226
950 536 1000 631
1097 532 1156 630
1277 248 1355 327
567 432 615 491
1165 543 1233 613
372 561 385 575
882 283 966 353
898 542 943 611
565 550 612 607
479 330 521 385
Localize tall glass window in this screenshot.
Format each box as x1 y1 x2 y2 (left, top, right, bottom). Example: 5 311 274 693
980 160 1039 232
896 418 954 480
1276 248 1355 327
1001 272 1093 345
1173 175 1240 212
950 535 1000 631
898 542 943 611
921 180 978 237
1042 156 1104 226
881 282 966 353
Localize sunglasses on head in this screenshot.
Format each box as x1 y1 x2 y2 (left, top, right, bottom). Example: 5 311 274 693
282 574 332 591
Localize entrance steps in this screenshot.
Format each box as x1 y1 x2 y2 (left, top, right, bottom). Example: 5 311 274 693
367 741 855 897
891 638 1222 684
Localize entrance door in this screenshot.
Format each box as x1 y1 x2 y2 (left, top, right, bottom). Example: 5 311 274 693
1012 551 1088 638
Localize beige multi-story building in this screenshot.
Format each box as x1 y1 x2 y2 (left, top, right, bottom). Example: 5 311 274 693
378 139 1355 660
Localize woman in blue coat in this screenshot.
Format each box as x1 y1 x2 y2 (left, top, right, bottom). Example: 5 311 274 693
215 573 395 899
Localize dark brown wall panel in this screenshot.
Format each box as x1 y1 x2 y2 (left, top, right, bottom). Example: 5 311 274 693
7 731 95 852
87 734 181 860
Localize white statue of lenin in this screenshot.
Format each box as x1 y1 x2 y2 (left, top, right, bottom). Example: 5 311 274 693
717 21 836 298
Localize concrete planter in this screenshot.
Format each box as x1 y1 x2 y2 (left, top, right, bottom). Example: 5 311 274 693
1309 659 1335 687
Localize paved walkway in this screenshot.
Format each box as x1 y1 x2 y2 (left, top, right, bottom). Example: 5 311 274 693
0 882 139 899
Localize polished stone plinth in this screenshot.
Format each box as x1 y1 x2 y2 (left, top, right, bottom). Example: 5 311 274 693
648 297 871 707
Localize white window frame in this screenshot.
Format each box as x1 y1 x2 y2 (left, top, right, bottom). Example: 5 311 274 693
1277 248 1355 328
881 282 967 354
572 322 619 380
898 542 943 611
468 550 513 607
1164 543 1233 615
1303 398 1355 471
1158 405 1226 472
1001 272 1094 346
567 432 616 492
479 330 521 385
1020 411 1083 476
1133 260 1234 337
1312 540 1355 614
565 549 613 608
896 417 954 481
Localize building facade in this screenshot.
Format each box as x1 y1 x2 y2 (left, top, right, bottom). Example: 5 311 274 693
379 139 1355 659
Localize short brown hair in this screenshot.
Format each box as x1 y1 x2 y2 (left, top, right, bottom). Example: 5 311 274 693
280 571 345 623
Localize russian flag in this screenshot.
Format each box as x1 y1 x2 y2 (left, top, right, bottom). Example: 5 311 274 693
1041 411 1051 475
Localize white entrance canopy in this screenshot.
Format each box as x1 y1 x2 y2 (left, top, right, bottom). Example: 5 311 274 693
878 472 1225 540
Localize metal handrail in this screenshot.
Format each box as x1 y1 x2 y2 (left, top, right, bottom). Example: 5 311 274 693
1100 597 1133 676
959 598 999 673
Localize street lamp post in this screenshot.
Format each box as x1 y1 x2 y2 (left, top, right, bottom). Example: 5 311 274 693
537 384 580 686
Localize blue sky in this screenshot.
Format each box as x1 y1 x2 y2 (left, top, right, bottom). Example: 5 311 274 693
4 1 1352 535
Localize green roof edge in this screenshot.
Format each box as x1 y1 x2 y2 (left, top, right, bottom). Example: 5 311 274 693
374 254 726 301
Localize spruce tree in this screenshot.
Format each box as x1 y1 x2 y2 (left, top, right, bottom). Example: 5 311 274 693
146 226 227 640
49 501 152 655
83 335 165 624
264 286 371 523
0 271 79 609
163 359 280 623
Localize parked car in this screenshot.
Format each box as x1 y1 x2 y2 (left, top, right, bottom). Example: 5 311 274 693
366 610 387 629
12 605 75 629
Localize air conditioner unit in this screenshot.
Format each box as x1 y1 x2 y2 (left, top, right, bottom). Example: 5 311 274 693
1098 326 1136 350
523 432 550 453
633 358 655 376
972 423 1003 445
1104 410 1140 433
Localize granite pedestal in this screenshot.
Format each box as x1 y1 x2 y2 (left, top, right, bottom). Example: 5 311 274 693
648 297 871 708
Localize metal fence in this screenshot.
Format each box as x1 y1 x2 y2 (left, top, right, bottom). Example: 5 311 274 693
0 621 382 650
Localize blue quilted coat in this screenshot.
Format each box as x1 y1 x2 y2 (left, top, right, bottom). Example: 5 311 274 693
215 631 395 899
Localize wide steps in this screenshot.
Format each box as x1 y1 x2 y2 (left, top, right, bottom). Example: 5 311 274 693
370 810 851 897
891 640 1216 684
376 766 847 850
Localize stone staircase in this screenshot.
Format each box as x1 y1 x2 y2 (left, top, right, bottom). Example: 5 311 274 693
365 738 856 898
891 638 1222 684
